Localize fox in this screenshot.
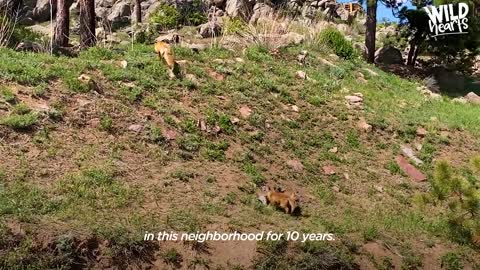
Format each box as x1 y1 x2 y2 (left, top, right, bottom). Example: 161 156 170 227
154 41 180 79
265 186 298 214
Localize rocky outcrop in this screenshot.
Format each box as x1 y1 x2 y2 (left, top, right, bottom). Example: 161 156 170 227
374 46 403 65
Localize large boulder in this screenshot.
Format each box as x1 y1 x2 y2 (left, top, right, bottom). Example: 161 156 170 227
225 0 254 20
198 20 222 38
250 2 273 24
108 0 131 30
32 0 56 22
374 46 403 65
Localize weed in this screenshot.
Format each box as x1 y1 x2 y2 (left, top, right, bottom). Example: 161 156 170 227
440 252 463 270
0 86 15 102
0 113 38 129
99 115 114 132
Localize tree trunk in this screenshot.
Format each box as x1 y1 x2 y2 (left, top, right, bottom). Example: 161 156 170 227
412 45 420 65
134 0 141 24
79 0 96 48
365 0 377 63
54 0 69 47
407 41 416 66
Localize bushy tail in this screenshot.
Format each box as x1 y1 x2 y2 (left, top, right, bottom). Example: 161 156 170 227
288 193 297 214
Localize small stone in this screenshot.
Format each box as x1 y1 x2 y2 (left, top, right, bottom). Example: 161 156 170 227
291 105 299 112
357 117 372 132
332 186 340 192
207 68 224 81
322 165 336 175
396 155 426 182
343 173 350 180
120 60 128 69
258 194 268 205
231 117 240 124
374 185 384 193
185 73 199 85
198 119 207 131
239 106 252 118
212 125 221 134
235 57 245 63
415 143 423 151
128 124 143 132
416 127 427 137
296 70 307 80
358 76 368 84
287 159 304 172
345 95 363 103
363 68 378 76
164 129 177 141
328 147 338 153
400 145 423 166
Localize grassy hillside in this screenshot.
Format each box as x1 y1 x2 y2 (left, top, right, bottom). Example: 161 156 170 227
0 40 479 269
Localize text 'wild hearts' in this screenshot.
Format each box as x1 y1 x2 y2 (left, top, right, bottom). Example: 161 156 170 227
424 3 469 37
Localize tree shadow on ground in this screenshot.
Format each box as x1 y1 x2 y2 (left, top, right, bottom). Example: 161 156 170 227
376 63 480 97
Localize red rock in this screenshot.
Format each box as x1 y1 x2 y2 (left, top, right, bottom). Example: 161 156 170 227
416 127 427 137
207 68 224 81
287 159 304 172
395 155 426 182
128 124 143 132
239 106 252 118
164 129 177 141
322 165 336 175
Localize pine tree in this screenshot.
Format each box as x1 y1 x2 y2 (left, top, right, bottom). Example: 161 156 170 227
428 158 480 246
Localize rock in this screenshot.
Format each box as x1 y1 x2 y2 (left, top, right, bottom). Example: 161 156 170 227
332 186 340 192
357 117 372 132
329 147 338 153
186 43 208 53
32 0 56 22
198 119 207 131
235 57 244 63
207 68 225 81
225 0 254 20
128 124 143 132
400 145 423 166
239 106 252 118
107 0 131 30
258 194 268 205
296 70 307 80
185 73 199 86
164 129 177 141
363 68 378 76
374 185 384 193
15 41 43 53
198 20 222 38
464 92 480 104
297 50 308 65
249 2 273 24
345 94 363 109
291 105 299 112
396 155 426 182
416 127 427 137
155 32 180 43
287 159 304 172
322 165 336 175
231 117 240 124
374 46 403 65
120 60 128 69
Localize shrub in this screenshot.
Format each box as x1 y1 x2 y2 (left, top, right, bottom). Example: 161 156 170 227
420 158 480 246
150 1 206 30
317 27 356 60
0 113 38 129
150 4 181 30
223 17 248 35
